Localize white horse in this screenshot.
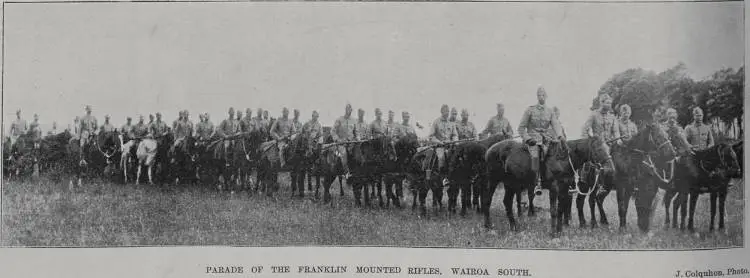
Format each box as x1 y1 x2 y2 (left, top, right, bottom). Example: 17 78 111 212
135 138 158 185
119 135 136 183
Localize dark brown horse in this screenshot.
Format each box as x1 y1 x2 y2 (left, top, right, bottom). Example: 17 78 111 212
484 137 570 232
446 134 512 216
608 122 677 232
65 131 121 186
664 142 741 232
559 136 615 229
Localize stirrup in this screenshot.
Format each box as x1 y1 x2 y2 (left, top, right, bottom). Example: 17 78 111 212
442 178 450 186
534 183 542 196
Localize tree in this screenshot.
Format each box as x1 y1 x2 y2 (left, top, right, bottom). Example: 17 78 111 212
595 68 665 126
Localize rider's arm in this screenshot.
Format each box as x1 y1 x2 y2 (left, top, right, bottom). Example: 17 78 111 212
428 120 442 144
331 119 341 142
481 118 494 137
517 110 531 141
707 127 715 148
580 113 594 139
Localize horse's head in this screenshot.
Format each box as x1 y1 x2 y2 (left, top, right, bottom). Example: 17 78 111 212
544 137 571 177
635 122 677 163
587 135 614 175
716 143 742 179
394 134 419 164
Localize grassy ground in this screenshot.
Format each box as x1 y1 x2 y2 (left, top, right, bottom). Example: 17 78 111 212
1 174 744 249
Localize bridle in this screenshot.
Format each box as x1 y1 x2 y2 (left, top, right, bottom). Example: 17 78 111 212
635 126 676 184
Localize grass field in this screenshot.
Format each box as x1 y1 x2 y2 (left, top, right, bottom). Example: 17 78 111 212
1 173 744 249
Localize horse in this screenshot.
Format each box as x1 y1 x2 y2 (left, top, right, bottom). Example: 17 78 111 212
168 136 200 185
607 122 677 232
404 146 448 216
379 134 420 208
286 132 320 198
346 136 398 207
309 130 348 201
446 134 511 216
66 131 120 186
484 136 570 232
206 134 246 191
663 143 741 232
135 136 159 185
560 136 615 229
4 133 39 180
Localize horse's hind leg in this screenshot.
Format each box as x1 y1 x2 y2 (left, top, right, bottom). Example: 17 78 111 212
663 190 677 228
503 187 518 231
718 189 727 231
679 192 688 230
148 165 154 185
596 192 609 226
687 192 699 232
709 191 717 231
136 164 142 185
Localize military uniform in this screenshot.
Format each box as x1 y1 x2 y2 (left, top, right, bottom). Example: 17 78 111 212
302 119 323 143
394 123 416 138
29 121 42 148
101 122 116 133
291 119 303 135
133 122 149 138
271 117 294 166
456 121 476 140
121 123 135 139
369 119 388 138
481 115 513 138
429 117 457 171
518 104 563 143
332 115 357 175
196 120 214 141
685 121 713 151
240 116 255 133
149 120 169 138
518 104 563 187
9 118 28 147
354 120 370 140
79 114 98 146
617 119 638 143
581 110 620 142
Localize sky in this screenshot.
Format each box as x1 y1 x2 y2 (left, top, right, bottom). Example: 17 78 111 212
2 2 744 139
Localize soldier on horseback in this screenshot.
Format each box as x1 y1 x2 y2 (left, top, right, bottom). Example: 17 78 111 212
217 108 240 162
150 112 169 139
9 109 28 148
196 113 215 142
302 110 323 145
428 104 458 185
685 107 714 152
395 111 417 138
270 107 294 167
456 109 476 140
241 108 254 133
581 94 621 144
171 110 194 155
29 114 43 149
617 104 638 143
369 108 387 138
101 115 116 133
481 103 514 138
664 108 693 156
332 103 357 179
518 86 564 194
79 105 99 161
386 110 398 137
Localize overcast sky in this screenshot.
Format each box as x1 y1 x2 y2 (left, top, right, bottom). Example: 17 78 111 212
2 2 744 139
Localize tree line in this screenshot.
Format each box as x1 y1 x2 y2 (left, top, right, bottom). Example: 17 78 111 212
591 62 744 141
